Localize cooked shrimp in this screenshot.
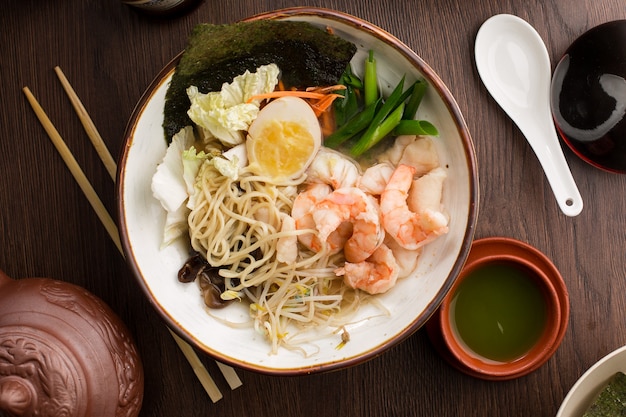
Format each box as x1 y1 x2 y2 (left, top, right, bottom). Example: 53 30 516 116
358 162 394 195
312 187 384 263
398 136 440 176
378 135 414 165
291 183 333 252
381 164 448 250
306 147 361 189
384 236 420 279
292 183 332 221
276 214 298 263
379 135 440 177
253 206 271 224
408 167 447 214
292 183 351 254
335 243 399 294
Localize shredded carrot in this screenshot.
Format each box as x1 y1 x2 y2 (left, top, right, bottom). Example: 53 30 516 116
248 84 346 104
247 90 331 103
320 108 335 137
248 84 345 135
310 93 341 117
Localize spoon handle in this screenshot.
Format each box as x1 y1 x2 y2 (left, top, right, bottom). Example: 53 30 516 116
516 112 583 217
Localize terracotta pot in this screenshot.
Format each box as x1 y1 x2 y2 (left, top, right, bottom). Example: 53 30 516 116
0 269 144 416
426 237 569 380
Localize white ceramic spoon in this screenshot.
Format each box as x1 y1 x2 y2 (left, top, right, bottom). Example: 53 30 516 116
475 14 583 217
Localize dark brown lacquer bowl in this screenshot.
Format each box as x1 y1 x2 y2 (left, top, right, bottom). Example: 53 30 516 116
551 20 626 173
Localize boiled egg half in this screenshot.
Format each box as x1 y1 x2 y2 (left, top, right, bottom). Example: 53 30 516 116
246 96 322 182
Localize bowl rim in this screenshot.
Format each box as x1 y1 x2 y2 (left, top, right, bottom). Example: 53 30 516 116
116 6 479 375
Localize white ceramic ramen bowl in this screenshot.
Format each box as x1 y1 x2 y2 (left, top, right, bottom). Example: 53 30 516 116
117 7 479 375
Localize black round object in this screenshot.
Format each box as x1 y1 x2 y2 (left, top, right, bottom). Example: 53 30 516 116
551 20 626 173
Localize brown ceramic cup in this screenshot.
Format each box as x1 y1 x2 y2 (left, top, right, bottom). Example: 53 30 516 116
426 237 569 380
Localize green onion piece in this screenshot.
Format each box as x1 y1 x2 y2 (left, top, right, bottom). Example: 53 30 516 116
342 63 363 89
368 76 406 128
351 102 405 157
392 119 439 136
396 82 416 107
334 84 360 127
346 77 406 149
325 98 381 148
334 64 364 127
403 79 427 120
364 50 378 107
348 76 406 156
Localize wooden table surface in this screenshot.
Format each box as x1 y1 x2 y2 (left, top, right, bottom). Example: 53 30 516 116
2 0 625 416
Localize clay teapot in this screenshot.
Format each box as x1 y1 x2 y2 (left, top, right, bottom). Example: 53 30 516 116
0 269 144 417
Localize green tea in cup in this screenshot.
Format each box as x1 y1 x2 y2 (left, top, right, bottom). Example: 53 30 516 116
449 262 548 363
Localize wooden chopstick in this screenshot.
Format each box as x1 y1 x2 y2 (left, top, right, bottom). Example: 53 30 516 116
22 83 240 403
217 361 243 390
22 87 124 254
168 328 222 402
53 67 117 181
51 67 243 392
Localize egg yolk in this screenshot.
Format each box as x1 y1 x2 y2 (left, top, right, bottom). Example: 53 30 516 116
250 119 316 179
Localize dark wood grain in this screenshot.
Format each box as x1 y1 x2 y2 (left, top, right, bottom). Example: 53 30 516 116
2 0 625 416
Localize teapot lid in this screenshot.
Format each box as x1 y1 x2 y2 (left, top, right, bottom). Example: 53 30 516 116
0 270 144 417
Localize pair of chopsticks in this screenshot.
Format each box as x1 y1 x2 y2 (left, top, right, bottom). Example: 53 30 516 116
23 66 242 403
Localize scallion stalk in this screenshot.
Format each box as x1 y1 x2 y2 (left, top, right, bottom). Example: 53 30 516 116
325 98 381 148
392 119 439 136
364 50 378 107
351 102 405 157
403 79 427 120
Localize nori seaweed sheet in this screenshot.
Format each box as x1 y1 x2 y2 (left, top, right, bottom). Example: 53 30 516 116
163 20 357 142
583 372 626 416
